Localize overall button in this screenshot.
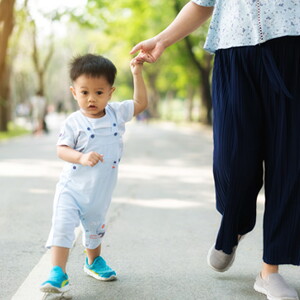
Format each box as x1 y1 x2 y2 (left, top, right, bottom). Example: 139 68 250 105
87 127 91 131
91 134 95 138
113 123 116 127
73 166 77 170
114 132 118 136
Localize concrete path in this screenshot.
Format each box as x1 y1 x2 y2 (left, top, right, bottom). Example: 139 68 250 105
1 116 299 300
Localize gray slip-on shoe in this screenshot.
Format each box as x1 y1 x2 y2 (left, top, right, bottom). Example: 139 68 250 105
207 235 244 272
254 273 299 300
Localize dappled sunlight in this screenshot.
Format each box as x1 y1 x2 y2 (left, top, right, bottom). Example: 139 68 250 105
113 197 202 209
28 188 53 195
0 159 62 178
119 163 213 183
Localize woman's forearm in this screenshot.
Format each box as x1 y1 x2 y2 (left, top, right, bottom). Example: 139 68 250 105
156 2 213 48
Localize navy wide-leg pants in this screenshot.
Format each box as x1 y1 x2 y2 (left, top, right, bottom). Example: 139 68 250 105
212 36 300 265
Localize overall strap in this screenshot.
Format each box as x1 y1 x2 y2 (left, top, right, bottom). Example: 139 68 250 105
75 110 96 136
106 104 118 126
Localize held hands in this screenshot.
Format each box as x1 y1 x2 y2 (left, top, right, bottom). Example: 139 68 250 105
79 151 104 167
130 58 143 75
130 37 165 64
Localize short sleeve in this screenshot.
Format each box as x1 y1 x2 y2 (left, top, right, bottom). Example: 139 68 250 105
191 0 215 7
108 100 134 124
57 118 76 148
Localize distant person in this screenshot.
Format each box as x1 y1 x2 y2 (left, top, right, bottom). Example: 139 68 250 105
56 101 64 113
40 54 147 294
131 1 300 300
30 91 47 135
136 108 151 123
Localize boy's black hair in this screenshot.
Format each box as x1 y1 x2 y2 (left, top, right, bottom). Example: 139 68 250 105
69 54 117 85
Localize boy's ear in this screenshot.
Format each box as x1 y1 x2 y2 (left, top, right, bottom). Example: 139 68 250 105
108 87 116 99
70 86 77 100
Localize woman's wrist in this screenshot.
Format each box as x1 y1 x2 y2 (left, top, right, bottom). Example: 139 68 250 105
155 33 170 49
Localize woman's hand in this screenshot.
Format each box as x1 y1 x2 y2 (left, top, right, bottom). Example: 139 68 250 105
130 37 166 63
130 2 213 64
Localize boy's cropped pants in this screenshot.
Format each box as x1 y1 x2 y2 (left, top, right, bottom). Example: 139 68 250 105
212 36 300 265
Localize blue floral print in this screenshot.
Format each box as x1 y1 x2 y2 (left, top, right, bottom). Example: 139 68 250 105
192 0 300 53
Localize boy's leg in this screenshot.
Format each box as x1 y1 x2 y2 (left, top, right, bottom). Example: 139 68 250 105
82 218 116 281
86 244 101 265
84 244 116 281
42 192 80 293
51 246 70 273
40 246 70 293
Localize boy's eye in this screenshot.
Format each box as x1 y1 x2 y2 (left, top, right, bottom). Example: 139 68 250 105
96 91 103 95
81 91 88 95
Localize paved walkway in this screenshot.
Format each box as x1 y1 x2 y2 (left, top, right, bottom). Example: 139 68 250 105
2 116 299 299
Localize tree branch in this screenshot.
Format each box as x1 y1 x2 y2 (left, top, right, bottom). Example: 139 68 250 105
31 20 40 74
173 0 205 73
43 34 55 70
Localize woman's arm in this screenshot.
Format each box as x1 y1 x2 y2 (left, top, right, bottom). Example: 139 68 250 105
130 2 213 63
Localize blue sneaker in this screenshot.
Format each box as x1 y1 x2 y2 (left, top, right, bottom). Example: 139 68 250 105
40 266 70 293
84 256 117 281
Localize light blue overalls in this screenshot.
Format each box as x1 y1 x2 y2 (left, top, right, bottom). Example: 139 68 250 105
46 104 124 250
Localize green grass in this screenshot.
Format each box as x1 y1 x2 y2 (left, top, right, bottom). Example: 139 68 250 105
0 122 30 141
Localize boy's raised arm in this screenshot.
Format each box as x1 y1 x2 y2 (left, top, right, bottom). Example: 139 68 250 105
130 60 148 116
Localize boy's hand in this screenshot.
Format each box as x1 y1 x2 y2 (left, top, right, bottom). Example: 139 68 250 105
130 59 143 76
79 151 104 167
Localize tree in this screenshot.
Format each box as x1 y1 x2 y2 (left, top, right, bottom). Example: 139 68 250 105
82 0 213 123
0 0 15 131
30 17 54 96
82 0 171 117
174 0 213 124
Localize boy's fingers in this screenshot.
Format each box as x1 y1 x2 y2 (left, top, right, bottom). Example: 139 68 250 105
95 153 104 162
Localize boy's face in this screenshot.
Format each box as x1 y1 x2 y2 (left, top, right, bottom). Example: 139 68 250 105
70 74 115 118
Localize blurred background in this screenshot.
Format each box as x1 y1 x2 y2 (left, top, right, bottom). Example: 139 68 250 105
0 0 213 139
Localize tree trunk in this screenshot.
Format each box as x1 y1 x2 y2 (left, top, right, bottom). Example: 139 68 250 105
0 0 15 131
165 90 175 120
146 72 160 118
31 18 54 96
186 85 195 121
37 70 44 95
199 67 212 124
173 0 213 125
0 66 11 130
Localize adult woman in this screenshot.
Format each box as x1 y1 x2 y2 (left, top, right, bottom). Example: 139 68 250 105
131 1 300 299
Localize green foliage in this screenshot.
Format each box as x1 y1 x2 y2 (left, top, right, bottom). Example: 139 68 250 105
0 122 29 140
9 0 213 123
81 0 210 102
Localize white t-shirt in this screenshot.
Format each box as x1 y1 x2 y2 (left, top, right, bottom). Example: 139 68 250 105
57 100 134 152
